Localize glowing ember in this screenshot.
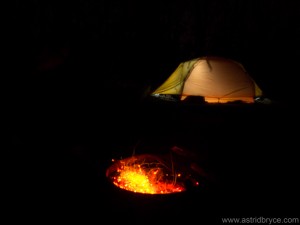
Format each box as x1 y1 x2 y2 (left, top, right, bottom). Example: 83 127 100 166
106 154 187 194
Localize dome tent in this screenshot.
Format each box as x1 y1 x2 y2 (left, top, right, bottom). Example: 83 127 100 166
151 56 263 103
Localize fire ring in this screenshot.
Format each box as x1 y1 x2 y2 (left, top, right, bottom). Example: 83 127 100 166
106 154 198 194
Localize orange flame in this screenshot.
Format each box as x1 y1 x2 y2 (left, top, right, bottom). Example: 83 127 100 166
108 155 186 194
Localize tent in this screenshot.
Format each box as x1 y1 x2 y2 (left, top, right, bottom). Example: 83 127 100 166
151 56 263 103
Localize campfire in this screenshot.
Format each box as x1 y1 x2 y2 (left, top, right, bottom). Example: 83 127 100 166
106 154 199 194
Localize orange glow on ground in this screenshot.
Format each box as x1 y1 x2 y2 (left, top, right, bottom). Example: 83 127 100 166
107 155 187 194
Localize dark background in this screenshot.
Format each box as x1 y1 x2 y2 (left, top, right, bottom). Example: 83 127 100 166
7 0 300 101
6 0 300 223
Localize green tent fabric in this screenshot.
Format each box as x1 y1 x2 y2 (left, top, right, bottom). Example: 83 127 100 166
152 56 263 103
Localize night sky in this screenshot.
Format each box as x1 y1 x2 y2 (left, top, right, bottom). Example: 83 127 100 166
7 0 300 102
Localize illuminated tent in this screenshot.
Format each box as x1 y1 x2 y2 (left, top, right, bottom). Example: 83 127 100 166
151 56 263 103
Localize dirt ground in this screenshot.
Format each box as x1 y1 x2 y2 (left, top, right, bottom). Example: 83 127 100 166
7 94 299 223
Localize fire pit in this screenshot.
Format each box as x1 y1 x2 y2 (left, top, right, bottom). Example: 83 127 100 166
106 154 199 194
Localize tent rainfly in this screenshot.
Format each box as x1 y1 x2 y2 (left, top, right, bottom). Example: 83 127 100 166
151 56 263 103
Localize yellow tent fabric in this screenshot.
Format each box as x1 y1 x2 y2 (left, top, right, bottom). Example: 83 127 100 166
152 56 263 103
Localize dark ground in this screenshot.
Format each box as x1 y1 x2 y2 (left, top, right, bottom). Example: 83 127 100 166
7 88 299 223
